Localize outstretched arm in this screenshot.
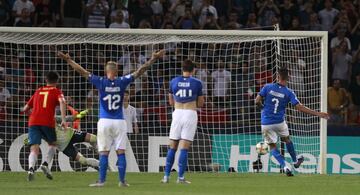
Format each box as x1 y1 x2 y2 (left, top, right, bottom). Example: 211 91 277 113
132 50 165 79
295 103 329 119
58 51 90 79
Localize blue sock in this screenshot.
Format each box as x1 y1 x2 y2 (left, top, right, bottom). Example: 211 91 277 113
164 148 176 177
99 154 108 183
178 149 188 179
271 148 285 168
117 153 126 183
286 141 297 163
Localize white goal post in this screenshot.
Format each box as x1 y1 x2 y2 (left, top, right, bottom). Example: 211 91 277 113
0 27 327 174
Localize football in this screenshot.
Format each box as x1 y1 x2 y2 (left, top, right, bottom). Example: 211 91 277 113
256 142 269 155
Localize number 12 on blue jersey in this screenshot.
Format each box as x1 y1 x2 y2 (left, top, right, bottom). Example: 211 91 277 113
103 94 121 110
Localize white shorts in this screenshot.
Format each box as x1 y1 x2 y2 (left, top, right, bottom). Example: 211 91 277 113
261 121 289 144
97 119 128 152
169 109 198 141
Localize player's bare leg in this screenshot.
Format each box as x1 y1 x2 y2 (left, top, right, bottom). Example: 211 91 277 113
117 149 129 187
40 144 56 180
161 140 179 183
89 151 109 187
28 144 39 181
281 136 304 169
176 140 192 184
269 143 293 176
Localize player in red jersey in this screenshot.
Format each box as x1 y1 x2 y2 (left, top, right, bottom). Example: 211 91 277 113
22 71 67 181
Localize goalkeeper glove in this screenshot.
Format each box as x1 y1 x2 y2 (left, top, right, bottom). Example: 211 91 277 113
76 109 89 119
24 137 29 146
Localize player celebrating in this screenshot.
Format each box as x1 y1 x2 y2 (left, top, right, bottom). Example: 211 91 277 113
58 50 165 187
255 67 329 176
161 59 204 184
22 71 67 181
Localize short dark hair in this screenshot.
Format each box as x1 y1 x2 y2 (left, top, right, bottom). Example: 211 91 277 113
278 67 289 80
182 59 195 72
124 90 130 95
46 71 60 84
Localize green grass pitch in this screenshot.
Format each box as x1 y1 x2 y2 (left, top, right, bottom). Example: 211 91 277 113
0 172 359 195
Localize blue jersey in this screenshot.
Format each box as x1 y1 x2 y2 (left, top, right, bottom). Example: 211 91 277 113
89 74 134 120
169 76 203 103
259 83 300 125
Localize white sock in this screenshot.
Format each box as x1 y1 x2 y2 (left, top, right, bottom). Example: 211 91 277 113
28 152 37 171
86 158 99 167
46 146 56 165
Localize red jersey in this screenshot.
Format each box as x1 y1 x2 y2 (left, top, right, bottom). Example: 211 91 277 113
27 86 64 128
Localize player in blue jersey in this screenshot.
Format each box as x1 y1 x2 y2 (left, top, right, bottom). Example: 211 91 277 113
255 67 329 176
58 50 165 187
161 59 204 184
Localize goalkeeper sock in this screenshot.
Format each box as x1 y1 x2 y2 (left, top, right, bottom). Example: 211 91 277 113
46 146 56 165
99 154 108 183
178 149 188 179
271 148 286 168
28 151 37 170
117 153 126 183
286 141 297 163
164 148 176 178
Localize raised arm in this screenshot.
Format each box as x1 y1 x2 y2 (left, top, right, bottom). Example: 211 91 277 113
58 51 90 79
132 50 165 79
295 103 329 119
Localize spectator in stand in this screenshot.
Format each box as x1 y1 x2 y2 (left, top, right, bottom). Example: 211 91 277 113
258 0 280 27
349 73 360 124
328 79 350 124
0 0 11 26
351 19 360 50
14 7 31 26
175 8 198 29
138 19 152 28
318 0 339 32
289 17 304 30
280 0 298 30
246 12 261 29
109 10 130 28
86 0 109 28
332 9 352 34
331 29 351 52
12 0 34 26
201 12 221 30
6 55 24 95
34 0 54 27
197 0 218 27
110 0 129 23
306 13 322 31
288 48 306 97
226 11 242 30
60 0 84 27
129 0 153 28
169 0 189 24
195 62 210 96
0 80 11 103
211 58 231 108
299 2 314 28
150 0 163 15
332 41 352 88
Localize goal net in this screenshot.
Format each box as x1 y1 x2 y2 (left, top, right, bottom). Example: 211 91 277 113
0 28 327 174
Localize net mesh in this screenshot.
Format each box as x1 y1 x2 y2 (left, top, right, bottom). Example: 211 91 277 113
0 29 323 173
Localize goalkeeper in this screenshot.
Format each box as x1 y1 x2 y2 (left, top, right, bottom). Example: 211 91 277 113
25 109 100 180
